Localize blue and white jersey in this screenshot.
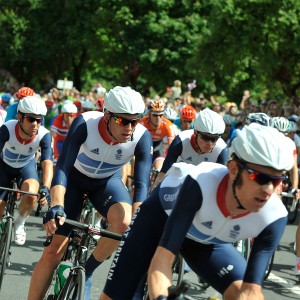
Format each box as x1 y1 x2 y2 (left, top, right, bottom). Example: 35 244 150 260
161 130 230 174
0 120 52 168
159 162 287 245
52 111 153 203
74 112 148 178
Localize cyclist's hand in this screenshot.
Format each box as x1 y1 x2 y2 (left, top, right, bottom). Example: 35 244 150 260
290 188 299 200
39 185 51 206
43 205 66 235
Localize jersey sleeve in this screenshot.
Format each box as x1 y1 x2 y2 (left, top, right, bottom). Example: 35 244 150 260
160 135 183 173
159 175 202 254
243 216 287 285
216 147 230 165
39 132 53 161
51 115 87 188
133 130 153 203
0 125 9 154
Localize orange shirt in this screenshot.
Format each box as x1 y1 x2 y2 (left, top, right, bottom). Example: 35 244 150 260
140 116 176 145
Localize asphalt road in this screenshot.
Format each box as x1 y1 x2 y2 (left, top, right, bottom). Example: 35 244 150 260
0 205 300 300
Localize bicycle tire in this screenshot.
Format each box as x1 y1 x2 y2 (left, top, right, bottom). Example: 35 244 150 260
0 217 13 289
264 251 275 280
58 267 85 300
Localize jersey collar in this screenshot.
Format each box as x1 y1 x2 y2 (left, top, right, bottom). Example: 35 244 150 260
217 174 250 219
15 123 36 144
98 117 119 145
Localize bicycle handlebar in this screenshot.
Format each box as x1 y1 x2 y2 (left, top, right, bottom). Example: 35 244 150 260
43 218 123 247
281 191 298 198
0 186 39 197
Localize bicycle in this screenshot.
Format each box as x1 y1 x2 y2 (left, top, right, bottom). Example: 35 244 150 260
281 191 299 224
0 182 42 290
143 253 185 300
44 218 122 300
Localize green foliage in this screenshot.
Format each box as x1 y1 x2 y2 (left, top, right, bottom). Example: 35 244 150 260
0 0 299 101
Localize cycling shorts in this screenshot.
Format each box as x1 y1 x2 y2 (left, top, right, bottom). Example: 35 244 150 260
55 167 132 236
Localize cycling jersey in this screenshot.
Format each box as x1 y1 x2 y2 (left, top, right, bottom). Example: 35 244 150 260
0 120 52 168
0 106 7 127
51 114 70 157
161 129 230 174
52 112 153 235
140 115 175 159
103 162 287 298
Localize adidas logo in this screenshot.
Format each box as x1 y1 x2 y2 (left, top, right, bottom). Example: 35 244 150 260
11 146 16 150
186 156 192 161
202 221 213 229
91 148 99 154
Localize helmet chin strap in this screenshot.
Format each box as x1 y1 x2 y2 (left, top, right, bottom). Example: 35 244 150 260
232 167 246 210
19 121 35 138
195 132 204 154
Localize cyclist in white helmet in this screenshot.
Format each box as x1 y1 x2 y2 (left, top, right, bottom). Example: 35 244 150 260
153 107 229 187
51 102 78 164
164 107 181 135
100 123 294 300
28 86 153 300
0 96 53 245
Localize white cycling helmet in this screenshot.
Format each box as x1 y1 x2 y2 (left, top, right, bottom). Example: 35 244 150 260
104 86 145 114
164 107 178 121
193 108 225 134
18 96 47 116
61 103 78 114
232 123 294 171
272 116 290 133
246 112 272 127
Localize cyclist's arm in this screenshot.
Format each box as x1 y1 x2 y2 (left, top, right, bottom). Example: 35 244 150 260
148 176 202 298
154 136 183 187
39 132 53 188
216 146 230 165
0 124 9 153
133 130 153 207
244 216 287 285
50 115 87 206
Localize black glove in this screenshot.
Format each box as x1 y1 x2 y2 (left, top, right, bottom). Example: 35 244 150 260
43 205 66 224
39 185 51 204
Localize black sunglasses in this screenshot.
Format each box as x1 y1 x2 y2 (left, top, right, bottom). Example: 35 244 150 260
22 115 43 124
239 162 285 186
197 131 220 143
110 113 140 127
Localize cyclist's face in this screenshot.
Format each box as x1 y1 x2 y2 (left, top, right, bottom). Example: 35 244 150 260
149 112 164 127
181 119 194 130
19 113 42 136
63 113 76 127
231 161 284 212
109 113 140 143
196 132 218 153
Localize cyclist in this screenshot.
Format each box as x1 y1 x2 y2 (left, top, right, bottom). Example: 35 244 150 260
140 99 176 171
173 105 196 131
27 86 153 300
0 95 53 245
50 102 78 164
100 123 293 300
154 108 229 187
5 87 35 121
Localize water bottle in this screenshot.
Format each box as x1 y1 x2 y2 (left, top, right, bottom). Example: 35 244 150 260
54 261 73 295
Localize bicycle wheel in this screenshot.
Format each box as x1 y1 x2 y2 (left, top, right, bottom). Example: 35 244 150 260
58 267 85 300
0 217 13 289
264 251 275 280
